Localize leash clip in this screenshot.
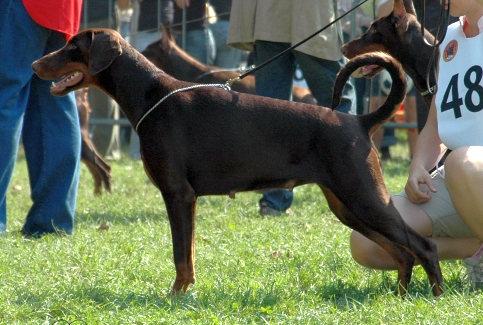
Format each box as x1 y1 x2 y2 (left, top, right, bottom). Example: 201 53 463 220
421 85 437 96
225 77 239 89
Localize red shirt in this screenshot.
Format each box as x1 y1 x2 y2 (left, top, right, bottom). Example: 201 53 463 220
22 0 83 39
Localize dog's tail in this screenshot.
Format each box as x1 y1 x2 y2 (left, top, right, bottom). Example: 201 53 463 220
332 52 406 134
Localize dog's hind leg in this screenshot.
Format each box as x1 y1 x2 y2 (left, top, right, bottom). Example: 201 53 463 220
321 186 416 295
396 227 444 296
161 183 197 293
81 135 112 194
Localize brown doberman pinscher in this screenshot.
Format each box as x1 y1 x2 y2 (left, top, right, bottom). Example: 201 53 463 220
141 28 317 104
76 89 112 195
32 29 443 296
341 0 437 110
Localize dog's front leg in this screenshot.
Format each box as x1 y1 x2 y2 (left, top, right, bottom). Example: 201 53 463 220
162 186 197 293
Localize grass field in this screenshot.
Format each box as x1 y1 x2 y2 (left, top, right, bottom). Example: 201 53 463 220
1 132 482 324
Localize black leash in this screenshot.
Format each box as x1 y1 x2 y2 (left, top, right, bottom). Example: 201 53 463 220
225 0 370 86
418 0 451 95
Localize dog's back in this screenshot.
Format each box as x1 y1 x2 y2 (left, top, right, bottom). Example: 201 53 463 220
141 29 316 104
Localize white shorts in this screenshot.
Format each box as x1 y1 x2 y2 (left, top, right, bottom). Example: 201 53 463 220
393 167 474 238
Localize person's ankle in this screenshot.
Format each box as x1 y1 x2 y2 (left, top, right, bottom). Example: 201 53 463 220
467 244 483 262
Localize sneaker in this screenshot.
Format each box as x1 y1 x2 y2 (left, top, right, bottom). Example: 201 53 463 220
259 202 284 216
464 245 483 290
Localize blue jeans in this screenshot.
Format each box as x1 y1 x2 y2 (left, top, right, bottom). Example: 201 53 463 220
254 40 356 212
210 20 246 68
175 27 216 65
0 1 81 235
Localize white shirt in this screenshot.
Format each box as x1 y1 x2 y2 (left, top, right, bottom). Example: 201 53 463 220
436 16 483 150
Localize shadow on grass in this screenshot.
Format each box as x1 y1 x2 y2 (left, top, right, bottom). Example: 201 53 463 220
13 276 474 319
76 210 168 226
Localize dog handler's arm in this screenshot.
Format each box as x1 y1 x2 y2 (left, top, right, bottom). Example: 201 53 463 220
404 98 445 204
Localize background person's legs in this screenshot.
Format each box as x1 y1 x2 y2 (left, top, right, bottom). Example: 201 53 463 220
176 27 216 65
210 19 246 68
254 41 295 214
22 63 80 236
294 51 356 113
0 0 50 233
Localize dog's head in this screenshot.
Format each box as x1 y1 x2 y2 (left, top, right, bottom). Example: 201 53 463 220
32 29 123 96
341 0 422 65
142 27 207 79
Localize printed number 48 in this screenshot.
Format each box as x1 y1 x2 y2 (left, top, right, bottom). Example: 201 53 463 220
441 65 483 118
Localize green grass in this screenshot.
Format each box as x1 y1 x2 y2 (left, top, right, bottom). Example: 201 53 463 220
1 132 482 324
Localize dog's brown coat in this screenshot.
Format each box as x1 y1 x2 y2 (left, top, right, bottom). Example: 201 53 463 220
32 29 443 296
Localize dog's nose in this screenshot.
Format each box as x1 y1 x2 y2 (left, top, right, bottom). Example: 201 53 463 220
31 60 40 73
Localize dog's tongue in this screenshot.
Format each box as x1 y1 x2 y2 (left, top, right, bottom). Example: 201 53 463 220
361 64 379 75
51 72 83 93
351 64 380 78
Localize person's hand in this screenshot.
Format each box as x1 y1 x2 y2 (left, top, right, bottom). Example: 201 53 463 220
404 164 437 204
175 0 190 9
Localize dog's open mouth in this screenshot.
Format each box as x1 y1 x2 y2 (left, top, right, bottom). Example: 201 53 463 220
351 64 383 78
50 71 84 95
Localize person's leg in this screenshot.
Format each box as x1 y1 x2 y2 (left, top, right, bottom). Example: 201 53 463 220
445 147 483 241
254 40 295 214
211 20 246 68
351 196 480 269
176 27 216 65
294 51 356 113
350 171 481 270
0 0 51 233
21 31 81 236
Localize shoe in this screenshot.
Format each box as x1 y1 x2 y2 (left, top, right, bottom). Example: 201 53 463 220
464 245 483 290
21 227 70 239
259 202 284 216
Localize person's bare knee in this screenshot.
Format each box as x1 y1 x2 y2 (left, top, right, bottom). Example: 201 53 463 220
350 231 378 267
349 196 433 270
392 195 433 236
350 231 397 270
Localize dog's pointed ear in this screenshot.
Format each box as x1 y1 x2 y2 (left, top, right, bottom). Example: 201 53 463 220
88 31 123 75
162 25 174 41
161 25 175 49
393 0 407 16
403 0 416 16
392 0 410 32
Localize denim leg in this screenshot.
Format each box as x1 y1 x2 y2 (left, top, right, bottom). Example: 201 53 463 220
254 41 295 212
0 1 80 235
254 41 295 100
211 20 245 68
0 0 51 232
294 51 356 114
176 27 216 65
21 33 81 236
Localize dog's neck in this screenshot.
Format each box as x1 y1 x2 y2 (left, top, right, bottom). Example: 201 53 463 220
144 40 245 85
94 43 180 128
148 40 212 81
388 16 437 106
